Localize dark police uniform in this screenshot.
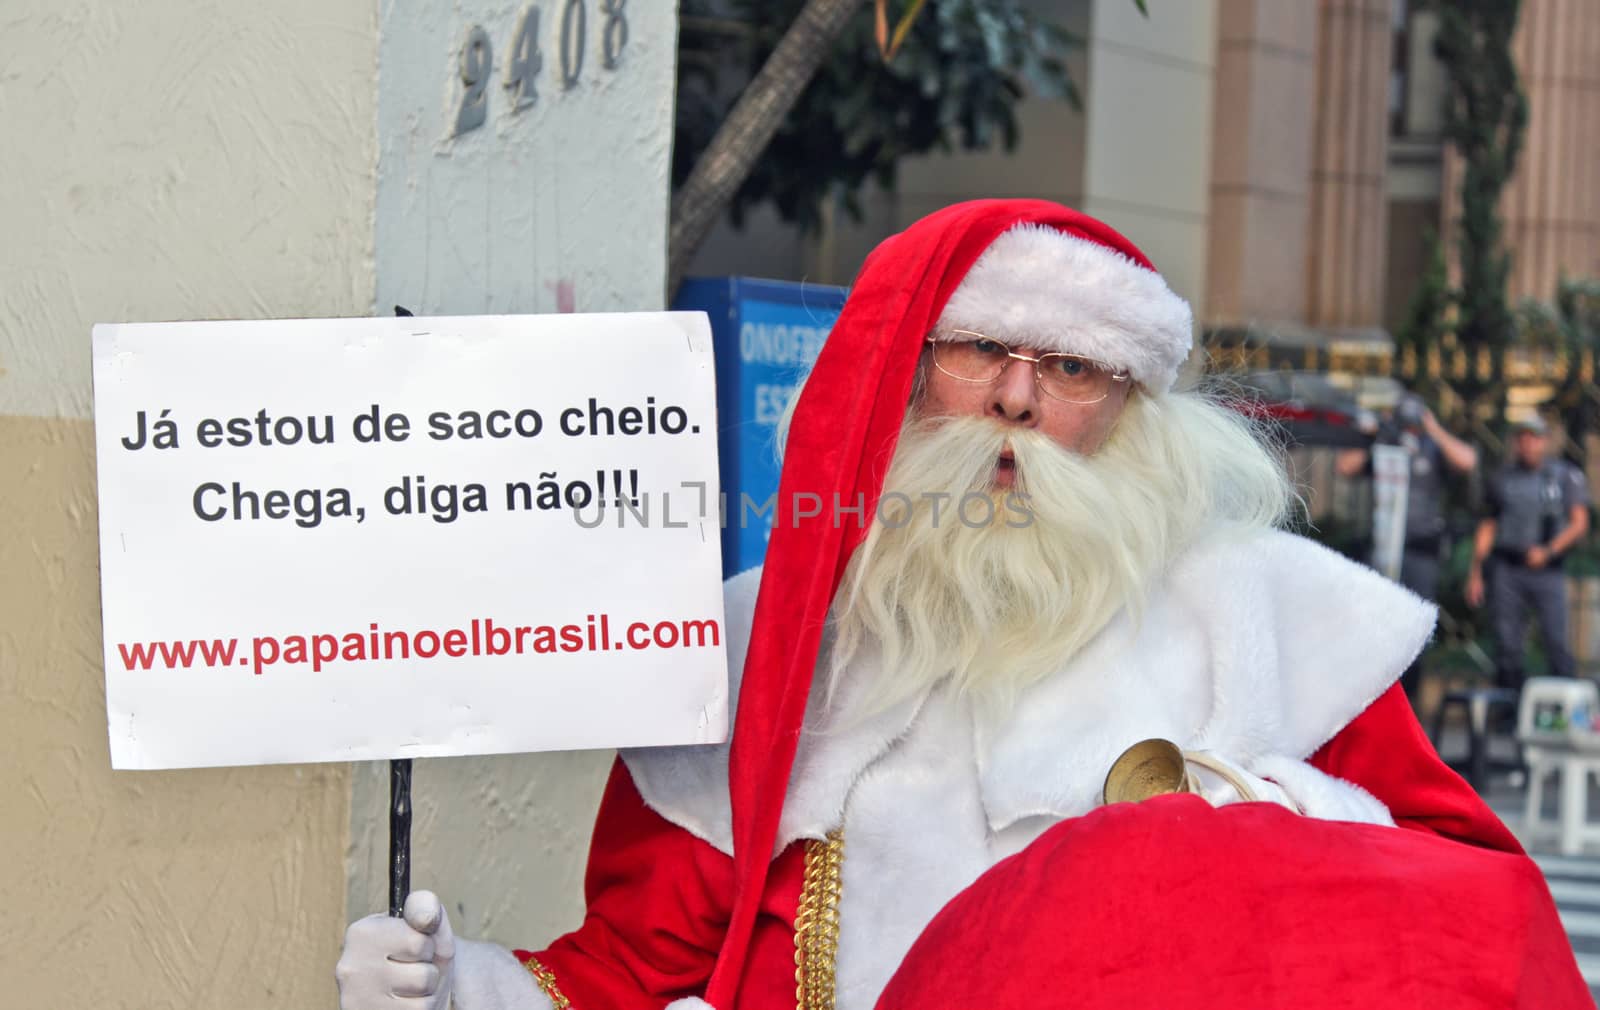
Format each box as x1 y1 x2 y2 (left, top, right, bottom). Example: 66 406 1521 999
1484 458 1590 686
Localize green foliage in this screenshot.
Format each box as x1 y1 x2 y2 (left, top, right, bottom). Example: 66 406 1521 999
1515 279 1600 359
1556 277 1600 341
1394 229 1450 359
1524 276 1600 464
1432 0 1528 410
675 1 1079 233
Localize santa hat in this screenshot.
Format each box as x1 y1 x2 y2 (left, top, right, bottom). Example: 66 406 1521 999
704 200 1193 1008
934 222 1192 391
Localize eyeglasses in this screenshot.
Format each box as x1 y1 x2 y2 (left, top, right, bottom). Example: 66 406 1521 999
925 332 1131 405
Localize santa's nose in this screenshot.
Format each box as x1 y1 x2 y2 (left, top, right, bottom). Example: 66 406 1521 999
988 356 1040 427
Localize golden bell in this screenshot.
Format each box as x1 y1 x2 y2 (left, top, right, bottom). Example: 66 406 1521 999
1103 738 1192 805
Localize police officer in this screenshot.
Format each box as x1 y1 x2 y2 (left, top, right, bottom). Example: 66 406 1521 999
1337 391 1478 698
1466 416 1591 688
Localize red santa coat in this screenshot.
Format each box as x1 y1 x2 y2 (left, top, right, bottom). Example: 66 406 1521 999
510 533 1590 1009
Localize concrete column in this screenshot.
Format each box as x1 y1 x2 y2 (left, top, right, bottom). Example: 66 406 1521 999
352 0 679 959
1306 0 1393 329
1204 0 1321 328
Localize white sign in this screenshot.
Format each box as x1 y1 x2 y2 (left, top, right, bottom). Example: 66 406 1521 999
92 313 727 770
1371 444 1411 582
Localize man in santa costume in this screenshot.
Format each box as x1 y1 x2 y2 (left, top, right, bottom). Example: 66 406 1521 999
337 200 1588 1009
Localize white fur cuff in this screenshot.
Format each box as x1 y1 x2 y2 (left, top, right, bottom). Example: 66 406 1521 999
665 999 716 1010
1252 754 1396 827
450 938 555 1010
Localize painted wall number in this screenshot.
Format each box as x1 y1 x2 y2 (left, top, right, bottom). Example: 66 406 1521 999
456 26 492 135
505 8 543 112
454 1 628 136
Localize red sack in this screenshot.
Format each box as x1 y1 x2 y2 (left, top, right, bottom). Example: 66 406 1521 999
876 795 1590 1010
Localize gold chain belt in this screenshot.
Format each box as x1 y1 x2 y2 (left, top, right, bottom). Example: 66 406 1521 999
522 954 573 1010
525 831 846 1010
794 829 845 1010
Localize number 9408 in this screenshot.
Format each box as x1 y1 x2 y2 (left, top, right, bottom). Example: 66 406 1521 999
455 0 629 136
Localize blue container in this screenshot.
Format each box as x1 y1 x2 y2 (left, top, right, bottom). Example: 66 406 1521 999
673 277 847 577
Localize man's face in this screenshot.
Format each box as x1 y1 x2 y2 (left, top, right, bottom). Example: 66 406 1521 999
915 342 1132 486
1515 430 1547 467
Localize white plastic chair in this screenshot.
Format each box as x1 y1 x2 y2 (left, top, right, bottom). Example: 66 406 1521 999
1518 676 1600 855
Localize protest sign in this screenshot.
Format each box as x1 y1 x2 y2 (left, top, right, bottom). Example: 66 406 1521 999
92 313 727 770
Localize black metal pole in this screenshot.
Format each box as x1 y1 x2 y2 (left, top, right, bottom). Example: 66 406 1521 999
388 305 415 920
389 757 413 917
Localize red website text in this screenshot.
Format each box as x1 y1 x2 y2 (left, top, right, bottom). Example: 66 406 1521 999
115 615 722 675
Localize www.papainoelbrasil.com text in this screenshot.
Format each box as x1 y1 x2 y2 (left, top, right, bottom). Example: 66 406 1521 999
116 615 723 675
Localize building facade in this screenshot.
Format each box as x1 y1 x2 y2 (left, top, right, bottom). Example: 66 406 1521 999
690 0 1600 378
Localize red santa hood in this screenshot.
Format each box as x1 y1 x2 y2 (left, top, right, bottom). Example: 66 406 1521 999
706 199 1191 1007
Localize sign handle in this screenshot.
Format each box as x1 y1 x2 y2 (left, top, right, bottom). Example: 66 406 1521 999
388 304 416 920
389 757 413 917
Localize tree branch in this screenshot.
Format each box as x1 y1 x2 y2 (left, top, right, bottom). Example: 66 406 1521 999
667 0 863 297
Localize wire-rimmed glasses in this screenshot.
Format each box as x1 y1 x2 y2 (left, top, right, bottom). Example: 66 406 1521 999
925 332 1130 405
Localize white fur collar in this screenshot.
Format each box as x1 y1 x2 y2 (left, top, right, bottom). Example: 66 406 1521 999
972 527 1433 831
622 528 1434 854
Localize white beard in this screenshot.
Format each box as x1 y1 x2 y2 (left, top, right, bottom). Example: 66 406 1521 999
826 392 1291 715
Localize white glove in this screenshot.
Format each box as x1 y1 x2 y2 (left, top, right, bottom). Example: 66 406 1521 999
1184 751 1299 812
336 890 455 1010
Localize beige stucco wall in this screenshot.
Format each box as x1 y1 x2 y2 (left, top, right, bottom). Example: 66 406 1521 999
345 751 615 951
0 1 378 1006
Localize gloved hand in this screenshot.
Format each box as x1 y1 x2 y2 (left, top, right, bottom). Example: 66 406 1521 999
336 890 456 1010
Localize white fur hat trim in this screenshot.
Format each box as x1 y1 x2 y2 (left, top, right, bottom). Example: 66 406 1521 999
934 223 1194 392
